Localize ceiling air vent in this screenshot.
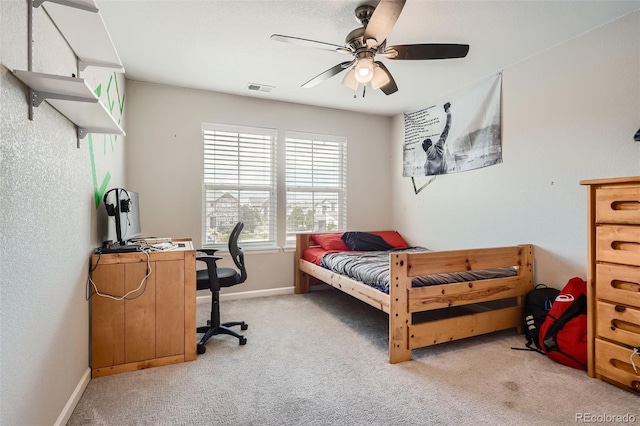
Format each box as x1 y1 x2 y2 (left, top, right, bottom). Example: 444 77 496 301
247 83 274 93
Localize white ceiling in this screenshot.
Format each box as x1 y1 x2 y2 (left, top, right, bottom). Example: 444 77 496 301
98 0 640 117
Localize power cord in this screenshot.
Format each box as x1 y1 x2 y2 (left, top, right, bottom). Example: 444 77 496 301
86 249 153 301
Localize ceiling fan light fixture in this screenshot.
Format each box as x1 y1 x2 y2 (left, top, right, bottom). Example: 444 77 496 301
370 64 391 90
354 58 374 83
341 68 359 91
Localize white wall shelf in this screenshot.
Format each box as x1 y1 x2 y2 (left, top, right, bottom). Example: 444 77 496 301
12 70 125 139
37 0 124 72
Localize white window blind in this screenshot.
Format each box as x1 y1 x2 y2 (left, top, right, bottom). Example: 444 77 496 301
285 132 347 242
202 123 277 248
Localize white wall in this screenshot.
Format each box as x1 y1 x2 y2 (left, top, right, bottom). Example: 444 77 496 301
0 2 126 424
124 81 393 293
390 11 640 288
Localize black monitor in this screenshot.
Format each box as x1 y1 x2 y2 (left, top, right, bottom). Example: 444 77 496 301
105 188 142 245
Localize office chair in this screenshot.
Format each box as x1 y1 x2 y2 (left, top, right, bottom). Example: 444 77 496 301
196 221 248 354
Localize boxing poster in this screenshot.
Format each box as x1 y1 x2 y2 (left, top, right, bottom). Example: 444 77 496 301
402 74 502 177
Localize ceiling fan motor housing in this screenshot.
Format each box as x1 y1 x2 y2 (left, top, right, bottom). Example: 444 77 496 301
345 27 386 56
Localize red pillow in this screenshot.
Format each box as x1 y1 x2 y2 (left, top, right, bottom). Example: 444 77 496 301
311 233 350 251
370 231 409 249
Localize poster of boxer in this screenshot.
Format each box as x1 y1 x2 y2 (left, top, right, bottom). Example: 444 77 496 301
403 74 502 177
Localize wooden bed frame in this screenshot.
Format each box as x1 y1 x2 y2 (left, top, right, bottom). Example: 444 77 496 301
295 233 534 364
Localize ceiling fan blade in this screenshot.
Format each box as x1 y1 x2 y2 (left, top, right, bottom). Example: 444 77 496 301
271 34 348 53
374 61 398 95
384 44 470 60
302 61 354 88
363 0 406 47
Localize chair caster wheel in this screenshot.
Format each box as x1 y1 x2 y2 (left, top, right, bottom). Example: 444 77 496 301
197 344 206 354
241 323 248 331
239 337 247 345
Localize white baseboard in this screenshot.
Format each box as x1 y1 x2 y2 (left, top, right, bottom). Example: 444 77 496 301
197 286 294 304
55 367 91 426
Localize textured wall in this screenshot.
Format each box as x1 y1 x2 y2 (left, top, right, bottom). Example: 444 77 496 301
0 1 126 424
390 11 640 288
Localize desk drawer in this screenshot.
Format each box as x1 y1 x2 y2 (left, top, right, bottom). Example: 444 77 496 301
595 339 640 394
596 226 640 267
596 301 640 348
596 186 640 225
596 263 640 307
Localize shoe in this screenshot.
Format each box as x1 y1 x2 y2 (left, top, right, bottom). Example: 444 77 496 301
443 102 451 112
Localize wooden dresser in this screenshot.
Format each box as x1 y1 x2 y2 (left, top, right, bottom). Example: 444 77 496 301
89 239 196 377
581 176 640 395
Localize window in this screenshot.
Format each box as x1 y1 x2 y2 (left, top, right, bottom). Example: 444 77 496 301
285 132 347 243
202 123 277 248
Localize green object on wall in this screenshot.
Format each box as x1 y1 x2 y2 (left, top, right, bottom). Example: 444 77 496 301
89 133 112 208
89 72 125 208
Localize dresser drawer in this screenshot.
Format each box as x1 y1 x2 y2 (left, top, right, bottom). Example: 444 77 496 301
595 339 640 394
596 301 640 348
596 225 640 267
596 185 640 225
596 263 640 307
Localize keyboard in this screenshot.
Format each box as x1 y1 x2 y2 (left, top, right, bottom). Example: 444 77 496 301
97 244 142 254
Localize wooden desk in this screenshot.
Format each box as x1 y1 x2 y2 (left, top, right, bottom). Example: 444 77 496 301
89 239 196 377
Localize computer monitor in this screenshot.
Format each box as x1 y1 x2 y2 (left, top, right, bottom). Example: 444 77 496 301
105 188 142 245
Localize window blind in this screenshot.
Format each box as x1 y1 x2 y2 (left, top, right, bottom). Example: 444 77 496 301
285 132 347 242
202 123 277 247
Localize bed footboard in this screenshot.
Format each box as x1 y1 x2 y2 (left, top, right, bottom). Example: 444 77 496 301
389 245 534 363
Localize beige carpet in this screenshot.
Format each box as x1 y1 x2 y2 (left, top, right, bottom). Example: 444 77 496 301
68 288 638 425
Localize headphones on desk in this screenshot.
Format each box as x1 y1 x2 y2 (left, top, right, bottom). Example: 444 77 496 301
103 188 131 216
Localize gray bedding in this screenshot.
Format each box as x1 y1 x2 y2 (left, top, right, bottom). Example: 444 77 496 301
320 247 516 294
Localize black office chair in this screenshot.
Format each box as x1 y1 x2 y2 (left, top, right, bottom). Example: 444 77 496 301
196 221 248 354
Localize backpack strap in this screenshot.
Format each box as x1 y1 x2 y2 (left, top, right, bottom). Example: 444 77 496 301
541 293 587 352
541 293 588 369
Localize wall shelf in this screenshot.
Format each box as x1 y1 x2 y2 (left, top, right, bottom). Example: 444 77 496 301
37 0 124 71
12 70 125 139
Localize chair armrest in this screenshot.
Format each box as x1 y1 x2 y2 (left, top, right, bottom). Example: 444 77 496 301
196 255 222 265
197 248 219 256
196 255 222 290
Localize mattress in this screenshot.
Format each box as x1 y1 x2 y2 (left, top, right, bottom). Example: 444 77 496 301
315 247 517 294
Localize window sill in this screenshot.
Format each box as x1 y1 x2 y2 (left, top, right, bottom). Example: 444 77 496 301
200 245 296 255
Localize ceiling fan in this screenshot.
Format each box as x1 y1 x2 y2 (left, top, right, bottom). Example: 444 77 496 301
271 0 469 96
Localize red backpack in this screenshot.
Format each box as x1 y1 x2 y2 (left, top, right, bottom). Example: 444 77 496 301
538 277 588 370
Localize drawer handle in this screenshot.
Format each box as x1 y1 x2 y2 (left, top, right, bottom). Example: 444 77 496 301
615 305 626 313
612 200 640 211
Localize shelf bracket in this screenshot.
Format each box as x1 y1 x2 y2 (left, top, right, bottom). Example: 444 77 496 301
31 90 99 107
77 127 90 140
33 0 98 13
